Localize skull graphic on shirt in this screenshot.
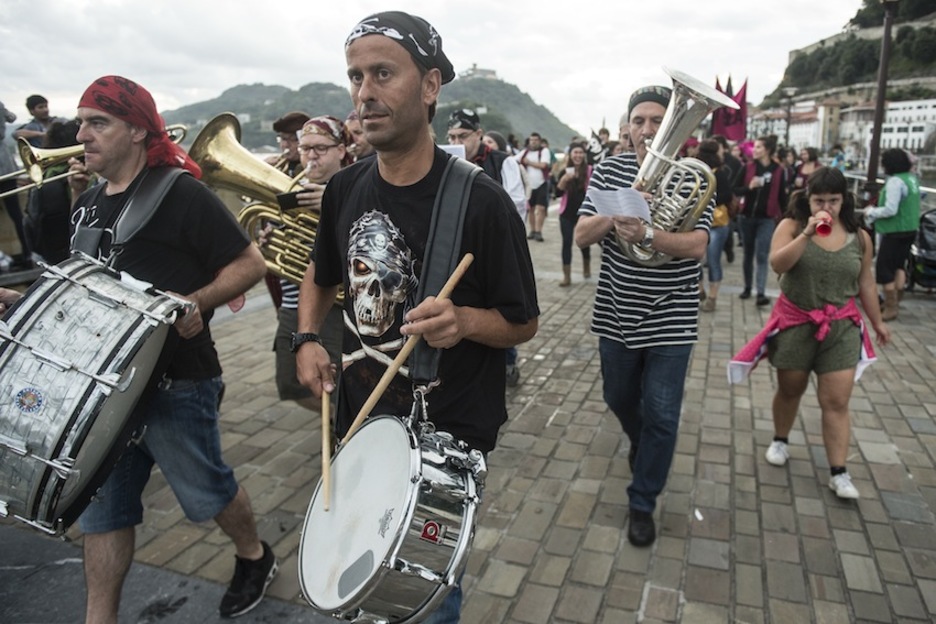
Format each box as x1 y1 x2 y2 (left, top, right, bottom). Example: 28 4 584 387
347 210 418 337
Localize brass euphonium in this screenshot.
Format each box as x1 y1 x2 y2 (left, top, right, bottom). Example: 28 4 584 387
187 112 319 287
618 67 739 266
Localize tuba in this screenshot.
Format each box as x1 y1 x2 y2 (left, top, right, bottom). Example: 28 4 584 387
188 113 317 287
618 67 739 266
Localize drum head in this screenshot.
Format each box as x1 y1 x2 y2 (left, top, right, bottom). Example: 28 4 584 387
299 416 418 612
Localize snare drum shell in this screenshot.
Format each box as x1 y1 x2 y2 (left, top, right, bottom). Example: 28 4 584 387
0 257 180 534
299 416 478 623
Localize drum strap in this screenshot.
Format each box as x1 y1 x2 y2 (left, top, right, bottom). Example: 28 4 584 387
72 167 188 263
409 156 480 387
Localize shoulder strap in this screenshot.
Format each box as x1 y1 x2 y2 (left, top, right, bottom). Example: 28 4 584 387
71 167 187 261
409 156 481 386
112 167 187 247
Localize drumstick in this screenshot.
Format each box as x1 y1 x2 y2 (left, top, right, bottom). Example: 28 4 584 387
322 389 331 511
322 390 332 510
341 252 474 443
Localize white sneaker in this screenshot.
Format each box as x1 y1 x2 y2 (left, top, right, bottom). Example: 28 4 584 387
765 440 789 466
829 473 860 499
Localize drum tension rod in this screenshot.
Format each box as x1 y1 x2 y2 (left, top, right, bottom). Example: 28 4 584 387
0 436 78 480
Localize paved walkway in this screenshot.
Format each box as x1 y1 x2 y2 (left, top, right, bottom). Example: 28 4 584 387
3 210 936 623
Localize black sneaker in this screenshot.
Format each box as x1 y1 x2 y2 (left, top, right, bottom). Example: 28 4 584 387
739 289 752 300
627 510 656 547
756 295 771 307
219 541 278 618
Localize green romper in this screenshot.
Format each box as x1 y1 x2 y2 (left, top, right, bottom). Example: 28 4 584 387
768 232 863 374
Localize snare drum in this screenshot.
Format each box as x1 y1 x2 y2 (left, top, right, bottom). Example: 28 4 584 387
299 415 486 623
0 256 184 535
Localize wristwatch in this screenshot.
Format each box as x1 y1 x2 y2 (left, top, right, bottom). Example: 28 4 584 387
641 225 655 247
290 332 323 353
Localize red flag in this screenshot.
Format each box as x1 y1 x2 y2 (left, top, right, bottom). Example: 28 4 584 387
725 76 734 98
715 76 723 93
712 79 747 142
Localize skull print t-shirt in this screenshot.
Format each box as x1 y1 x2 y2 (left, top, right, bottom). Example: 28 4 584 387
313 147 538 452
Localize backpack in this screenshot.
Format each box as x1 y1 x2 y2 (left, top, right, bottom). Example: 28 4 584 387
24 176 72 264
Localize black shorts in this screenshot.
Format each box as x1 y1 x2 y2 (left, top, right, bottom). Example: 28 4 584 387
875 231 915 284
529 182 549 208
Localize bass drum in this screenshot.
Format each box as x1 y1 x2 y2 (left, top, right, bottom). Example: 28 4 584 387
299 415 484 623
0 256 184 535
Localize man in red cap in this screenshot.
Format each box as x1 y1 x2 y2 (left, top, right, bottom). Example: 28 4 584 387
66 75 274 621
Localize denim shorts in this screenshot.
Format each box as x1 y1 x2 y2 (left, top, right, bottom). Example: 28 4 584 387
79 376 238 534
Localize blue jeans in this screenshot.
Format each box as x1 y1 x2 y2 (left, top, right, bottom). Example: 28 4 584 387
738 216 776 295
706 226 731 284
599 337 692 513
423 583 462 624
79 377 238 533
506 346 517 367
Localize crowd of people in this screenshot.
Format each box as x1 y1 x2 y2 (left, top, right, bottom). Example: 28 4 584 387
0 9 928 622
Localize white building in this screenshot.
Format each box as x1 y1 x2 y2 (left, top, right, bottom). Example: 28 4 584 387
878 99 936 151
743 97 936 167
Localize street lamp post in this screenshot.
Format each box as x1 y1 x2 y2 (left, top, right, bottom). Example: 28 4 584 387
782 87 797 147
864 0 900 203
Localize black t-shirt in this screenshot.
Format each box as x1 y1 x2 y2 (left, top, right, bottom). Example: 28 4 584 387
314 148 539 452
72 168 251 379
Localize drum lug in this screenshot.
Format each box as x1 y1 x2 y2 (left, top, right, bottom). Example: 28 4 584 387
344 608 388 623
442 448 488 487
129 425 147 445
392 558 444 585
423 479 469 502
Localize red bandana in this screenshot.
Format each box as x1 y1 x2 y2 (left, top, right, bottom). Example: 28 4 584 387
79 76 201 178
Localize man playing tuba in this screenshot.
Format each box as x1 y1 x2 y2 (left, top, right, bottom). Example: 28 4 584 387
574 84 714 548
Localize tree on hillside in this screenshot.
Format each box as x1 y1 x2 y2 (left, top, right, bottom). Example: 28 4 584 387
850 0 935 29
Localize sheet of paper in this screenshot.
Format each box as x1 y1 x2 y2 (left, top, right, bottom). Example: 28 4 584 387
587 188 652 221
439 144 466 159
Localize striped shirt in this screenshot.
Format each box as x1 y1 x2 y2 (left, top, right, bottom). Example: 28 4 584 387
281 280 299 310
578 153 713 349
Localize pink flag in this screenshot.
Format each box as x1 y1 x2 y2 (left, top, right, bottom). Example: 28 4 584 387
712 78 747 142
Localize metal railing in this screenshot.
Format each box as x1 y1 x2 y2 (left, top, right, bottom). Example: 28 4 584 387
843 172 936 212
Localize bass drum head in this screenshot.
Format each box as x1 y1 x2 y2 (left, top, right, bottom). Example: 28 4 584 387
299 416 418 613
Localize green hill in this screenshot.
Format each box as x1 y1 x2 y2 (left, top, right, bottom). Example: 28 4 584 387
763 8 936 105
162 76 580 151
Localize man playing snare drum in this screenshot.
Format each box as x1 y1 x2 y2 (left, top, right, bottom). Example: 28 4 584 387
296 11 539 622
65 76 274 622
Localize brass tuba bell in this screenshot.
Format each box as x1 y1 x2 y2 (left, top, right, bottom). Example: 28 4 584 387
618 67 739 266
188 112 298 206
188 113 320 287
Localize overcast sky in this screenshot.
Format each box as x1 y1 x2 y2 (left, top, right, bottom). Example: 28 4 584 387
3 0 863 138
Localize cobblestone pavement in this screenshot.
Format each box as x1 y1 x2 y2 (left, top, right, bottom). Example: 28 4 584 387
3 209 936 623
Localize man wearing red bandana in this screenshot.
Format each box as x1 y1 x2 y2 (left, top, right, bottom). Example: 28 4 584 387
67 76 275 621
